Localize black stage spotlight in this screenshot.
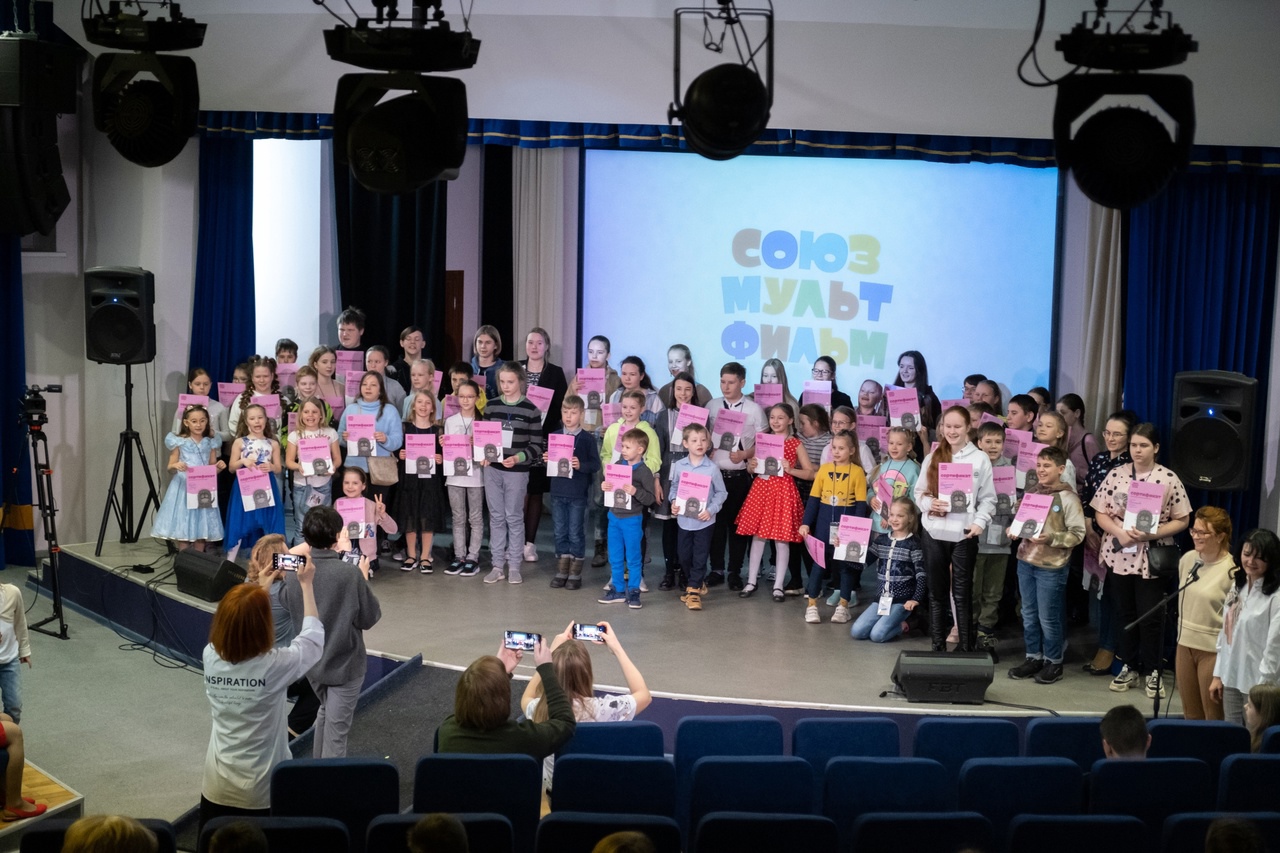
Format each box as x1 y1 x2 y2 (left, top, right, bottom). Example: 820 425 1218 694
82 2 206 168
1051 1 1197 210
324 0 478 194
333 72 468 193
669 2 773 161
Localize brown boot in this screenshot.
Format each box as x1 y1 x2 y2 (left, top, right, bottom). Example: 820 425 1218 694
1084 648 1115 675
565 558 584 591
550 555 570 588
684 587 702 610
591 539 607 568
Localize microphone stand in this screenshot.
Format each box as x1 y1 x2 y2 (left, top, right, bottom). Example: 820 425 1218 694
1125 564 1200 720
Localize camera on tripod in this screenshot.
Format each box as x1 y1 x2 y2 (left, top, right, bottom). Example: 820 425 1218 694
21 385 62 428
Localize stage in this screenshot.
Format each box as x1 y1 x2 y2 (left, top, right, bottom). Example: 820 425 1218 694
50 535 1182 721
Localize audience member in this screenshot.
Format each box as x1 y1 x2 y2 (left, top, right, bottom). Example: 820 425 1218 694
207 820 270 853
1099 704 1150 759
407 813 470 853
437 636 576 758
1205 817 1266 853
201 557 323 828
592 832 656 853
0 712 45 820
280 506 381 758
61 815 157 853
1244 682 1280 752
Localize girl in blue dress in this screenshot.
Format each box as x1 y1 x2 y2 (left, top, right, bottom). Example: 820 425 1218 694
153 405 226 550
225 403 285 561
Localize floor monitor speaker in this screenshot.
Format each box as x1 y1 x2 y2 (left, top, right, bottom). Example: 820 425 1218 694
891 651 994 704
174 550 246 603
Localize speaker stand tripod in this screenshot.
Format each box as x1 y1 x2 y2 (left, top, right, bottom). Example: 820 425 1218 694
95 364 161 558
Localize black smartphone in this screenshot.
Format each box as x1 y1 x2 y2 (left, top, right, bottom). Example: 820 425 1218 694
573 623 606 642
272 553 304 572
504 630 541 651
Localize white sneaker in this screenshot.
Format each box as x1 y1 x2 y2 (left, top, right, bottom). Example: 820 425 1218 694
483 568 505 584
1145 670 1167 699
805 605 821 624
831 604 852 624
508 567 523 584
1109 664 1139 692
523 542 538 562
603 580 614 592
639 578 649 593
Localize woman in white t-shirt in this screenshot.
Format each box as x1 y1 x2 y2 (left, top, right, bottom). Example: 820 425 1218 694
521 621 652 790
201 556 324 830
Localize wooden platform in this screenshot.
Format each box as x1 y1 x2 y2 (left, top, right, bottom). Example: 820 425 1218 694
0 762 84 851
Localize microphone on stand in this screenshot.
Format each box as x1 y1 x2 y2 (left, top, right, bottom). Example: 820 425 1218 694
1189 559 1203 583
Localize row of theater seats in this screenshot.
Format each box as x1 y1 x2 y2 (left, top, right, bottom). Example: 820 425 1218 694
19 810 1280 853
20 716 1280 853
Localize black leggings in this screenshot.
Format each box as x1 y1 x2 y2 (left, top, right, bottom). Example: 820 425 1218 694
923 532 978 651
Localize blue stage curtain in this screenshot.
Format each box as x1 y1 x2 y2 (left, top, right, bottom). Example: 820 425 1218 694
0 236 34 566
1124 173 1280 532
463 119 1060 167
190 135 257 382
198 111 333 140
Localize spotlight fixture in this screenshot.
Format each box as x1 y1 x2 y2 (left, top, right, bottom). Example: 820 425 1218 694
668 1 773 161
82 1 206 168
1050 1 1197 210
324 0 478 194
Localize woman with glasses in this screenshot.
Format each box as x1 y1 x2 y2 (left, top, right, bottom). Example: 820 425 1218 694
1081 410 1139 676
803 356 853 411
1176 507 1237 719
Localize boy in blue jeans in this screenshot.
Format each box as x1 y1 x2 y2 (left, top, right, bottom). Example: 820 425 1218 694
669 423 727 611
598 429 656 609
550 395 601 590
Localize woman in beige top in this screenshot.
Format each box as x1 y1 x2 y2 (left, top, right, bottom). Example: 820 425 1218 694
1175 506 1237 719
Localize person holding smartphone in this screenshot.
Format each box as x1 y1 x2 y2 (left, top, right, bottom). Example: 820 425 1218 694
521 621 651 792
201 549 323 830
437 635 575 759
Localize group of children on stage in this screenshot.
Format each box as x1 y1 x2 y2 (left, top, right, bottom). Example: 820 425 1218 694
151 315 1092 680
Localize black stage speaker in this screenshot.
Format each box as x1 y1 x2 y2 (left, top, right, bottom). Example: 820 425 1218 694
1170 370 1257 492
174 550 246 603
891 651 994 705
84 266 156 365
0 38 80 236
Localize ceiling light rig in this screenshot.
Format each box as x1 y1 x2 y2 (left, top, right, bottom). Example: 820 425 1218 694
322 0 480 193
1024 0 1197 210
668 1 773 161
82 0 207 167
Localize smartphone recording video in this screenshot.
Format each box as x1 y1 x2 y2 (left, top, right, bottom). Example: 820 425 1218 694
573 623 606 642
272 553 304 572
503 630 540 651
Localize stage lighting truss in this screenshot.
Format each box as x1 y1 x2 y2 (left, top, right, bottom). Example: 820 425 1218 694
1025 0 1199 210
82 1 206 168
668 1 774 161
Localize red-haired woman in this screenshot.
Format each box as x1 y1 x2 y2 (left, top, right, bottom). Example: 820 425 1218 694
913 405 997 652
200 557 324 829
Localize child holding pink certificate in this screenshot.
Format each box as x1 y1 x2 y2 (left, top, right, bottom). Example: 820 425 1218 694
153 405 225 550
737 404 812 599
224 403 284 561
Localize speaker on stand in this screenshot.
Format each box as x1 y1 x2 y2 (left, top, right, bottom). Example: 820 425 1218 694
1169 370 1257 492
88 266 162 557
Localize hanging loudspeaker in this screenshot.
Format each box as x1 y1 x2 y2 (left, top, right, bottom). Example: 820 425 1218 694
1170 370 1257 492
85 266 157 365
0 39 80 236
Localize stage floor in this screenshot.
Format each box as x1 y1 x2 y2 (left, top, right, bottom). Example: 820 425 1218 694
62 536 1182 718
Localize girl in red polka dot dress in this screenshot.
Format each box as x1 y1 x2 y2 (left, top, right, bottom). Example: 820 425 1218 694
736 403 812 597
